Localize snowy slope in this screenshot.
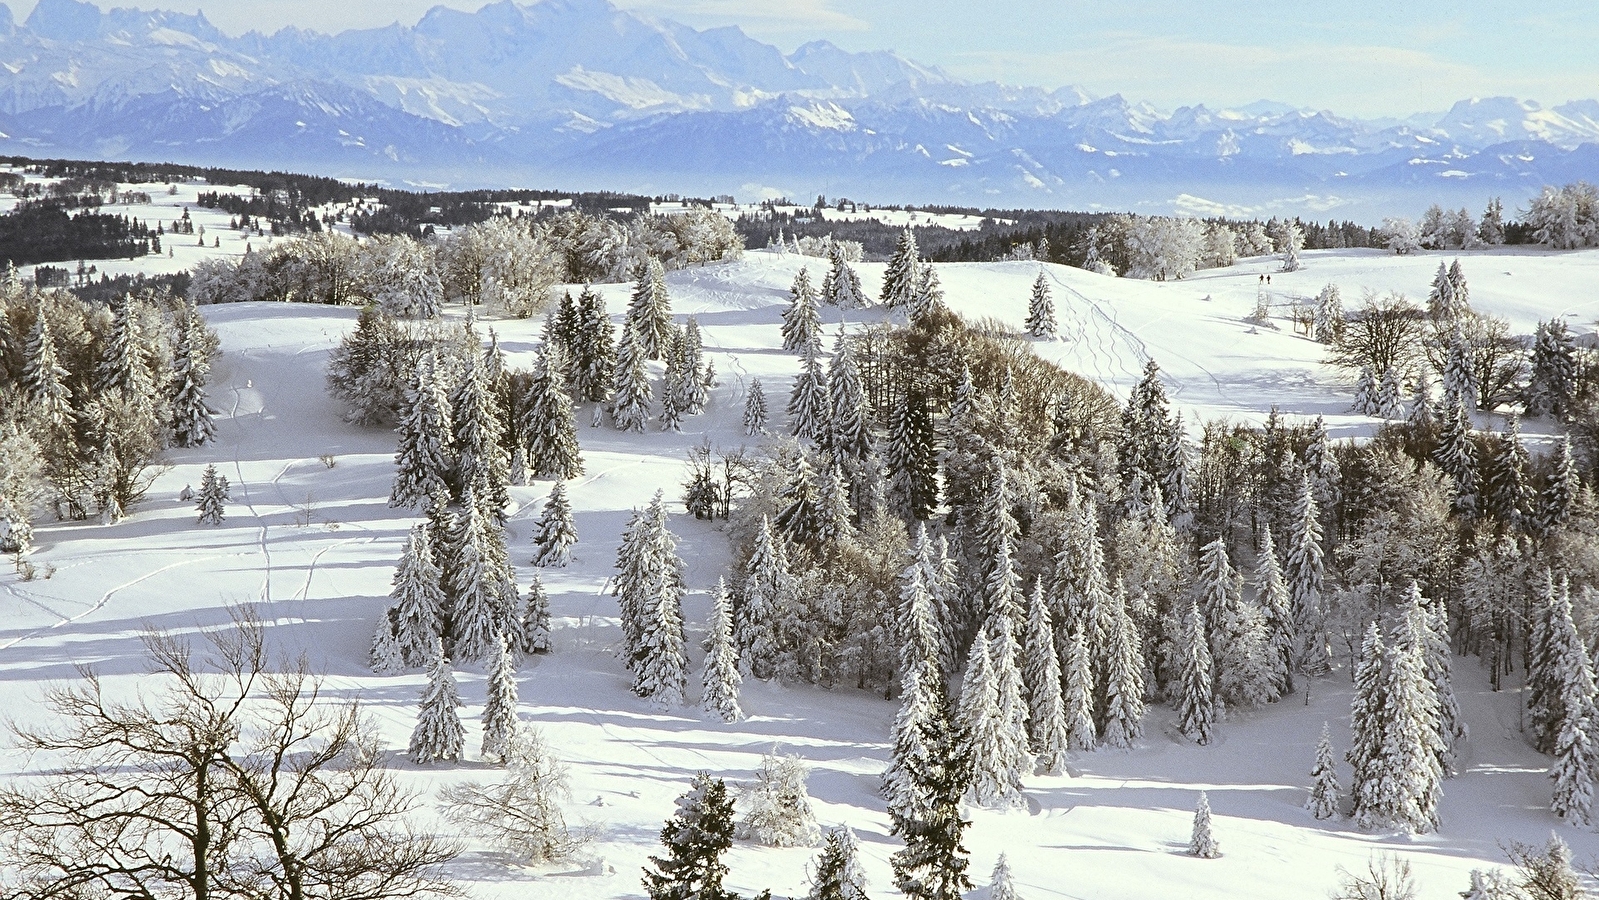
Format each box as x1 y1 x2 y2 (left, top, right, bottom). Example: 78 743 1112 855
3 247 1599 899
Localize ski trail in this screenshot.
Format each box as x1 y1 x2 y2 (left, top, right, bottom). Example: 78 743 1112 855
0 556 224 652
229 375 279 606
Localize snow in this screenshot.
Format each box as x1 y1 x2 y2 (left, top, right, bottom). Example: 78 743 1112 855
3 243 1599 899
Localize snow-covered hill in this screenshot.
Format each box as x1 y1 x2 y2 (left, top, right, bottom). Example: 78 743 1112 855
0 0 1594 215
2 246 1598 899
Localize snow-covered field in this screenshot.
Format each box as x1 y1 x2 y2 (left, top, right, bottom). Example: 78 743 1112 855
3 245 1599 899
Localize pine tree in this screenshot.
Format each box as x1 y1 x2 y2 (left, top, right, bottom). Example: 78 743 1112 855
814 458 855 549
1525 319 1577 420
391 524 446 666
1347 622 1388 829
573 286 616 404
369 608 405 675
531 481 578 567
736 750 821 847
889 701 972 900
168 306 216 448
23 306 73 428
805 826 868 900
1306 723 1340 820
1376 367 1403 419
195 463 229 525
1428 261 1457 320
1447 259 1470 310
409 646 465 764
738 516 790 680
616 491 686 671
783 267 824 355
825 331 872 462
701 578 743 723
1255 527 1295 700
1353 365 1378 415
1378 604 1445 833
450 348 510 518
523 345 583 480
1530 574 1596 757
989 854 1017 900
1442 323 1478 412
521 573 552 654
1403 585 1463 775
1176 600 1215 745
1021 579 1070 772
1536 436 1578 535
822 241 867 309
1024 270 1056 338
1189 792 1219 858
1485 415 1532 531
676 317 709 415
743 378 769 436
1287 475 1329 675
885 389 938 521
448 485 516 663
391 356 454 508
899 531 945 679
95 292 139 395
911 263 944 320
1551 701 1595 826
1434 391 1478 518
627 257 674 361
481 637 521 762
788 350 830 441
881 227 921 308
1408 365 1436 428
642 774 737 900
1100 584 1146 749
1061 623 1097 751
608 324 653 432
884 648 945 826
632 569 687 708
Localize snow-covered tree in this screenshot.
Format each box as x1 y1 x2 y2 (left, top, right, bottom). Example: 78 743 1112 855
1288 475 1330 675
531 481 578 567
572 286 616 404
805 826 868 900
23 305 72 429
195 463 229 525
438 724 576 864
1254 527 1295 700
885 389 938 521
911 264 944 319
1376 602 1445 833
1428 261 1458 320
391 524 446 666
627 257 674 361
1024 270 1056 338
391 357 453 509
743 378 769 436
1273 220 1304 272
884 644 945 826
1551 698 1595 826
168 306 216 448
1529 573 1596 757
1434 391 1478 518
632 570 687 708
1022 579 1071 772
1525 319 1578 420
1176 600 1215 745
958 630 1028 809
369 609 405 675
521 573 552 654
1347 623 1388 828
881 228 922 309
1536 437 1579 536
788 350 830 442
783 268 824 355
481 637 521 762
1061 623 1097 751
450 347 509 517
1353 366 1378 416
609 325 652 433
989 855 1017 900
1485 416 1532 532
523 346 583 480
1189 792 1220 858
448 487 514 662
889 702 972 900
1441 324 1478 413
825 331 872 463
822 240 867 309
618 492 687 704
1306 723 1340 820
736 750 821 847
1447 259 1470 309
1376 367 1403 419
643 774 737 900
1312 284 1343 344
738 516 790 680
1101 584 1146 749
702 578 743 723
409 646 465 764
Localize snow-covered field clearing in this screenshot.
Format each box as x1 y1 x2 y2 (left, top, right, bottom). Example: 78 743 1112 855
3 244 1598 899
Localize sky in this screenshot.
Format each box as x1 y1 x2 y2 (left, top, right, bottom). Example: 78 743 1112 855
3 0 1595 118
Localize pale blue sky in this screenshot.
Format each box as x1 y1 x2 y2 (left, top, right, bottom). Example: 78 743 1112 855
5 0 1595 117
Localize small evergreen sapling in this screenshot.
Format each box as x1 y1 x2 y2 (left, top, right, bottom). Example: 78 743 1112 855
409 645 465 764
989 854 1018 900
1307 723 1341 820
195 463 230 525
1024 270 1056 338
531 481 578 567
521 573 552 654
737 749 821 847
643 773 738 900
1189 792 1219 858
743 378 769 436
805 826 868 900
481 637 521 762
369 608 406 675
391 524 445 666
783 268 824 355
701 578 743 723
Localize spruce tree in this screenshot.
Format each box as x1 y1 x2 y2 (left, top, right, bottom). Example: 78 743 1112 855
1442 323 1478 411
1353 366 1377 416
1100 584 1146 750
1189 792 1219 858
1485 415 1532 532
391 356 454 508
449 486 513 663
743 378 769 436
195 463 229 525
1287 475 1329 675
481 637 521 762
881 227 921 309
531 481 578 567
1379 604 1445 833
805 826 868 900
627 257 675 361
898 532 945 680
788 350 830 442
1022 578 1070 771
632 565 687 708
1551 700 1595 827
1530 574 1596 757
1408 365 1436 428
1061 623 1097 751
1428 261 1457 320
1347 622 1388 828
1306 723 1340 820
1376 367 1403 419
676 317 709 415
1536 437 1578 536
783 267 824 355
1448 259 1470 309
95 292 139 395
889 701 972 900
391 524 446 666
1176 599 1215 745
989 855 1017 900
169 307 216 448
615 491 685 669
369 608 405 675
1434 391 1478 518
521 573 552 654
701 578 743 723
885 389 938 521
23 306 73 428
523 345 583 480
1254 527 1295 699
573 286 616 404
1024 270 1056 338
911 263 943 320
450 348 509 518
739 517 790 679
825 331 872 463
409 646 465 764
1407 585 1463 775
822 241 867 309
957 631 1026 808
1525 319 1577 419
884 646 945 826
642 774 737 900
609 325 653 433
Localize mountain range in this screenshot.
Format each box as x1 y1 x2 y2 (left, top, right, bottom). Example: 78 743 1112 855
1 0 1596 219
